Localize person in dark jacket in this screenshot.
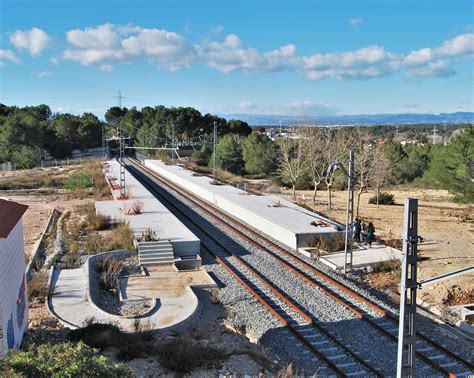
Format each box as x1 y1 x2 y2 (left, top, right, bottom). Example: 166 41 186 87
352 218 362 243
366 222 375 247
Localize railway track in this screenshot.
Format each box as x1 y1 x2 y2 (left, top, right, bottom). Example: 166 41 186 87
124 158 473 377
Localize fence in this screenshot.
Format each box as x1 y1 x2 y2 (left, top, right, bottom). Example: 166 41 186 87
40 154 102 168
0 162 15 172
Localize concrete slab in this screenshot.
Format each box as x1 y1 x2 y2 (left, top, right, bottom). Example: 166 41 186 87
318 244 403 271
97 160 200 256
49 264 211 332
144 160 344 250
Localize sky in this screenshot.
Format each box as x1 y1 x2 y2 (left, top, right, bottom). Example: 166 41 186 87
0 0 473 118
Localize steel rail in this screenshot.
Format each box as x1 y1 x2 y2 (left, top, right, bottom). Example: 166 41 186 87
123 160 382 377
126 158 473 376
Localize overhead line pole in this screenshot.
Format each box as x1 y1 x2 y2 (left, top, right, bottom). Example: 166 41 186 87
344 150 355 274
213 121 217 180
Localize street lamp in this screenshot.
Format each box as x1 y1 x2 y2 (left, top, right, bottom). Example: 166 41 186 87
326 150 355 274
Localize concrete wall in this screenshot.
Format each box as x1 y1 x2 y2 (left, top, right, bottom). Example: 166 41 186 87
172 240 201 257
0 221 28 356
175 255 202 270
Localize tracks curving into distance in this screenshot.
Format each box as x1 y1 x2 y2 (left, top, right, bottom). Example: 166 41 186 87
124 158 473 377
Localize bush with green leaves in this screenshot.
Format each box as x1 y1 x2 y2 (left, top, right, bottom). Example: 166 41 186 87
0 341 132 377
209 134 243 174
369 192 395 205
64 170 93 191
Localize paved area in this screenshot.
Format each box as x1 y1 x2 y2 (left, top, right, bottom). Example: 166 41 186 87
318 243 403 271
49 263 215 331
96 160 200 256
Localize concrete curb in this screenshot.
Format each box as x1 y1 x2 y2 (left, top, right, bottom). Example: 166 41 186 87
25 208 59 280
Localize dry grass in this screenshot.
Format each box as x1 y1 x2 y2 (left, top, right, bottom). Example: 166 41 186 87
106 222 134 250
27 273 49 302
79 203 112 231
307 234 346 253
96 257 122 291
371 259 401 274
442 285 474 306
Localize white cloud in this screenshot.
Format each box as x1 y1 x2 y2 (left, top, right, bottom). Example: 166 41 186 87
9 27 50 56
349 18 364 26
403 33 474 68
0 49 21 66
196 34 297 73
63 24 193 71
406 60 455 78
301 46 401 80
36 71 53 77
58 24 473 81
49 57 59 66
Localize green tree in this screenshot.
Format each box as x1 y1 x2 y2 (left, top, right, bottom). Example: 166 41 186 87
422 126 473 203
210 134 244 174
242 133 277 175
191 144 213 166
227 119 252 136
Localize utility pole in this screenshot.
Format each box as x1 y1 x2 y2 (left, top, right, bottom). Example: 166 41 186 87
172 123 176 165
102 123 106 157
344 150 355 274
213 121 218 181
117 90 126 198
397 198 418 378
432 125 437 145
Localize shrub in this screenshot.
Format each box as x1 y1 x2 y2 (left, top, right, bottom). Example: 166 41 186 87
27 273 49 302
0 342 132 377
84 232 105 254
62 253 81 269
131 200 144 215
80 203 111 231
106 222 134 250
371 259 401 273
64 170 93 191
97 257 122 291
68 323 124 350
307 235 346 253
156 337 226 374
369 192 395 205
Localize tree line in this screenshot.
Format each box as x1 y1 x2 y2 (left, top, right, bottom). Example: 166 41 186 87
0 104 252 168
191 125 473 206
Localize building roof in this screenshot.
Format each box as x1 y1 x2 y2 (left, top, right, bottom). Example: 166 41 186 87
0 199 28 238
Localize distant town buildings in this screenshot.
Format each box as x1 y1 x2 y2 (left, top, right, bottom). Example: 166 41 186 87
0 199 29 355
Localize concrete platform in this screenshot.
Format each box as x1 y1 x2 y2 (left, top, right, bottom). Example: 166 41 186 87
318 244 403 271
96 160 200 256
144 159 344 251
49 263 215 332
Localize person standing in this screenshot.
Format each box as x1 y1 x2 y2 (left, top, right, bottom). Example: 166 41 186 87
367 222 376 247
352 218 362 243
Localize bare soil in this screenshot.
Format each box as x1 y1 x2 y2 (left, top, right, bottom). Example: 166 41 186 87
278 187 473 307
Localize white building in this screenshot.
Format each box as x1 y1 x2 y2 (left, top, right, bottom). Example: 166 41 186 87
0 199 28 355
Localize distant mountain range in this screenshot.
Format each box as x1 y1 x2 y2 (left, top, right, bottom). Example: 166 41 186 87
219 112 473 126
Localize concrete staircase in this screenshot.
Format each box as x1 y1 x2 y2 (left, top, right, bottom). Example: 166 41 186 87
138 240 174 265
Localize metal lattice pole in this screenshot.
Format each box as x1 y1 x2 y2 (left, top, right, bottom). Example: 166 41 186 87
344 149 355 274
172 123 176 165
397 198 418 378
119 120 126 198
213 121 217 180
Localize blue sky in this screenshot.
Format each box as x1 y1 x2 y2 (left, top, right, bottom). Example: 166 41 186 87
0 0 473 118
